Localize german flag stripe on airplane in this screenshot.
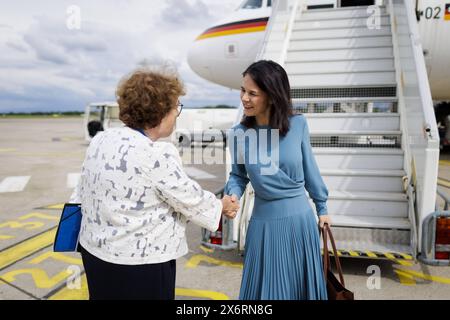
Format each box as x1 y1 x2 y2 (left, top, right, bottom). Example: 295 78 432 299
445 4 450 21
196 17 269 40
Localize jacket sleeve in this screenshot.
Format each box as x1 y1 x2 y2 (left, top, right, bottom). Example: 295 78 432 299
224 129 250 199
151 143 222 232
301 118 329 216
69 165 85 203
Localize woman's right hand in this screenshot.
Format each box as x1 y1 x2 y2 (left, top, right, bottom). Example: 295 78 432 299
221 195 240 219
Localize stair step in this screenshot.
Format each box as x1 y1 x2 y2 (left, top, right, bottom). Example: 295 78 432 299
321 168 405 176
328 190 407 201
290 72 396 87
287 47 393 62
314 148 404 170
291 86 397 98
306 114 400 131
293 97 397 103
295 16 390 30
305 113 399 118
291 26 391 40
326 227 411 255
321 169 405 192
311 130 401 135
304 5 386 13
289 37 393 51
300 7 387 21
330 215 410 229
311 192 408 217
313 147 404 155
286 59 394 74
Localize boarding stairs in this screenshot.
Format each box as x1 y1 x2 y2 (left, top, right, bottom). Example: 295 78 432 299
234 0 440 260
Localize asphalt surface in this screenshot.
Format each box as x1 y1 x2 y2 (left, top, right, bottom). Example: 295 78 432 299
0 117 449 300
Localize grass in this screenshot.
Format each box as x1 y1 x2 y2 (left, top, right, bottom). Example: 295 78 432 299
0 112 85 119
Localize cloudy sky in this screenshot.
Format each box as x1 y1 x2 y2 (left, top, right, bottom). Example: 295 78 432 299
0 0 243 112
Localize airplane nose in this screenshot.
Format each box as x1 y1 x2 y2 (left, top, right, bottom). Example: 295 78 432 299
187 39 215 84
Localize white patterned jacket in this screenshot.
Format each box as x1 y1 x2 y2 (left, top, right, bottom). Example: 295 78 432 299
70 127 222 265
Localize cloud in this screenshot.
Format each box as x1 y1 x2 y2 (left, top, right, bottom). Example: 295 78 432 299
160 0 212 29
0 0 243 112
6 41 29 53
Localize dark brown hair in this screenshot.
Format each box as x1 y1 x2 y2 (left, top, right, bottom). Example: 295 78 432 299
116 67 185 129
241 60 293 136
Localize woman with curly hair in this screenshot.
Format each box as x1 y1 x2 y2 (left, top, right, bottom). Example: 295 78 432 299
70 66 239 300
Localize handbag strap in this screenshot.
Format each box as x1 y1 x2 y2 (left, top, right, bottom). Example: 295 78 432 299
322 223 345 286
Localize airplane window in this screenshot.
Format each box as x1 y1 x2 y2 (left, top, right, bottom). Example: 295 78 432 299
267 0 272 7
241 0 263 9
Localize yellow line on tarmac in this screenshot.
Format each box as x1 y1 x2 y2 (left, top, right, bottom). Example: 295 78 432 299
49 274 88 300
0 148 16 152
394 269 416 286
199 245 214 254
176 288 230 300
394 259 414 266
0 235 14 240
0 268 72 289
438 178 450 188
186 254 243 269
49 275 230 300
29 252 82 265
395 268 450 285
39 204 65 210
0 221 45 230
439 160 450 167
0 228 56 270
18 213 59 221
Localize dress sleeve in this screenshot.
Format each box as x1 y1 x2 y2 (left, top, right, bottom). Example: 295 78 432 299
301 118 329 216
224 129 250 199
151 143 222 232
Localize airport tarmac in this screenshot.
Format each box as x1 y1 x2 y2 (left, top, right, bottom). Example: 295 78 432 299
1 117 450 300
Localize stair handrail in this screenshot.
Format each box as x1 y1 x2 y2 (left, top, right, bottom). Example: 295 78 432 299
279 0 302 66
403 0 439 145
388 0 440 255
256 0 281 61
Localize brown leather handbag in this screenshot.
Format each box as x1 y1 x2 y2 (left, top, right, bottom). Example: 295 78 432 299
322 224 354 300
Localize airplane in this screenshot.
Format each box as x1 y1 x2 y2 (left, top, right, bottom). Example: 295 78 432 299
188 0 450 101
186 0 450 265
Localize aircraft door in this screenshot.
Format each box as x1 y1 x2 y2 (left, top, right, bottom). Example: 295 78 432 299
340 0 375 7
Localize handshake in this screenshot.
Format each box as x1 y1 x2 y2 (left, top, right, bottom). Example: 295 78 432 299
221 194 240 219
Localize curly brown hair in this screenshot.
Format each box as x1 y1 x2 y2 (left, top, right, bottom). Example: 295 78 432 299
116 67 185 129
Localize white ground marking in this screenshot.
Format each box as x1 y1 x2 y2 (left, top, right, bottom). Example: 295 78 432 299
0 176 31 193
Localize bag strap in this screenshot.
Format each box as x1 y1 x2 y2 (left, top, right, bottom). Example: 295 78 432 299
322 223 345 286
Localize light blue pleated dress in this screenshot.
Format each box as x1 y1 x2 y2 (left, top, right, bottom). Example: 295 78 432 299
225 114 328 300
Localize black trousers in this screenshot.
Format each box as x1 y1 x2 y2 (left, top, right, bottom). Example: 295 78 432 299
79 245 176 300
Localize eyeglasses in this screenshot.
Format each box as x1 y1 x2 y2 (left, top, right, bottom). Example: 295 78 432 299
176 101 183 117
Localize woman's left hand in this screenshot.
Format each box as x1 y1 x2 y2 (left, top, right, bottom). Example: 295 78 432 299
318 215 331 229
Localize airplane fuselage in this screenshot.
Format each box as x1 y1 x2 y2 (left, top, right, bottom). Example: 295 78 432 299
188 0 450 100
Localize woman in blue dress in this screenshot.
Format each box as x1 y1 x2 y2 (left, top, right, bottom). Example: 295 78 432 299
225 60 331 300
